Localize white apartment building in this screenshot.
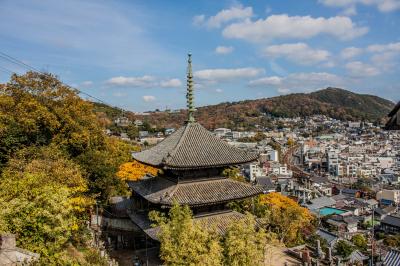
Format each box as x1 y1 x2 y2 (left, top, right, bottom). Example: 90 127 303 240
245 163 263 182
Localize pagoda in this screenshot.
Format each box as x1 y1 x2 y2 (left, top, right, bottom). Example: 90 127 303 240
127 54 263 240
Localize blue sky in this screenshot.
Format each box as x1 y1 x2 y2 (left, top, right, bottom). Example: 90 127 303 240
0 0 399 111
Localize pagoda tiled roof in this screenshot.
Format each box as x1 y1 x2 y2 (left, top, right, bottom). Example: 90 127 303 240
127 176 264 206
132 122 258 169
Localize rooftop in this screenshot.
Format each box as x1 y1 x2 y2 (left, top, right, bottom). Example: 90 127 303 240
128 176 264 206
132 122 258 170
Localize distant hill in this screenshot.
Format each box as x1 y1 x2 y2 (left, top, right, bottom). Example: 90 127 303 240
114 88 395 130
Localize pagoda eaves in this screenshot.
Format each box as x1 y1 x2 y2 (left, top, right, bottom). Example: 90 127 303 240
133 122 258 170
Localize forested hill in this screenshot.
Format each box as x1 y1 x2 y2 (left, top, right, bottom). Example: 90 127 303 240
134 87 394 130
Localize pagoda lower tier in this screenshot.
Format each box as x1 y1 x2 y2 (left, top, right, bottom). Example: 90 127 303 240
127 175 264 241
127 176 264 207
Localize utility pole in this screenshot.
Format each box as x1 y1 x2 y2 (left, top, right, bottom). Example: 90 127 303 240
96 201 99 247
371 206 374 266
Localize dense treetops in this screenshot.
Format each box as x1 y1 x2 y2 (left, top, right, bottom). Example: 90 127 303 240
149 203 267 266
0 72 137 264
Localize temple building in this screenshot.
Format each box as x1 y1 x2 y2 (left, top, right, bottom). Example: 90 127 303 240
127 54 264 241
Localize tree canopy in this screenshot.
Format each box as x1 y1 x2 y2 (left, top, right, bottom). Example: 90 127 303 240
149 204 223 266
149 203 268 266
0 72 138 263
258 192 315 246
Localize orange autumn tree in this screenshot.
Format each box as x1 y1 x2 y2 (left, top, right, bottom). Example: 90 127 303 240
259 192 315 246
116 160 159 181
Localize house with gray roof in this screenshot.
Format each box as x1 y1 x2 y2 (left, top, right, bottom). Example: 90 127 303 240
381 214 400 233
316 228 340 248
306 196 336 211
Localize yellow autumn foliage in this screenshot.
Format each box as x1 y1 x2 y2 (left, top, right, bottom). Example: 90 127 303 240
117 160 159 181
259 192 314 245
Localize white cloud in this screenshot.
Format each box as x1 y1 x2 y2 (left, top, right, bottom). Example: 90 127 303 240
0 1 178 73
287 72 343 84
342 5 358 16
248 76 282 87
215 45 234 54
249 72 344 93
319 0 400 13
195 5 253 28
194 67 264 82
378 0 400 12
340 46 363 59
322 61 336 68
278 88 291 94
263 43 331 65
367 42 400 70
106 76 182 88
345 61 380 77
215 88 223 93
81 80 93 87
192 15 205 26
113 92 127 97
223 14 368 42
160 78 182 88
143 95 156 102
107 75 156 87
366 42 400 53
338 42 400 73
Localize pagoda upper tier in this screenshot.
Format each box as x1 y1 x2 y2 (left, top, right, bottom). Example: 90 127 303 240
132 122 258 170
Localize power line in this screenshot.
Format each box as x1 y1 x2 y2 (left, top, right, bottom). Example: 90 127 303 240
0 52 41 72
0 51 125 114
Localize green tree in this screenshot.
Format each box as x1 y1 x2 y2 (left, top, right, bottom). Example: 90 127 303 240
0 72 105 168
223 213 267 266
0 146 92 264
149 203 223 266
351 234 367 251
76 137 137 201
335 240 355 258
222 166 245 182
126 124 139 139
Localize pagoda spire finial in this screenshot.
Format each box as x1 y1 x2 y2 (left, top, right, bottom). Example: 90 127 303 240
186 53 195 122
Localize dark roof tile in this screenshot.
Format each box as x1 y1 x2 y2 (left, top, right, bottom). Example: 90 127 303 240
132 122 258 169
128 177 264 206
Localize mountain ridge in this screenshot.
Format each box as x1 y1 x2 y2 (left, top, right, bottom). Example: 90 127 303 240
111 88 395 130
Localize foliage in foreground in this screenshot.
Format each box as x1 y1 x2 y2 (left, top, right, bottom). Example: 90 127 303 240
149 203 267 266
0 146 92 264
0 72 137 263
